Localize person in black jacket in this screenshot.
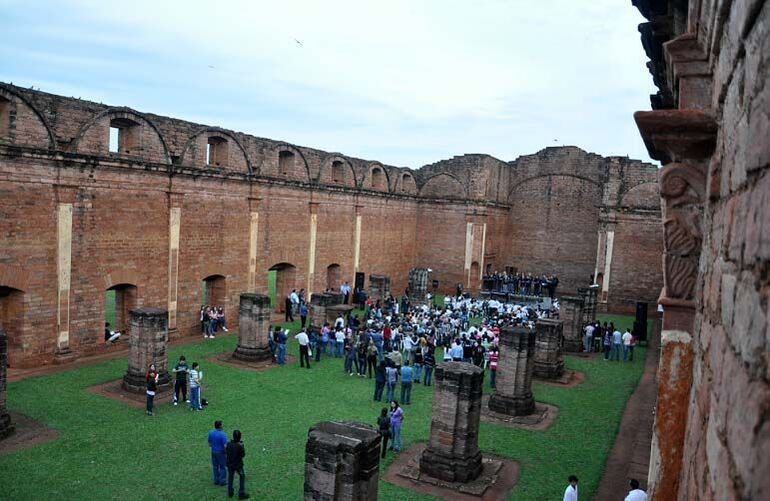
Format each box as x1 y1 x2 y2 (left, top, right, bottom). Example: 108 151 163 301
225 429 249 499
377 407 391 458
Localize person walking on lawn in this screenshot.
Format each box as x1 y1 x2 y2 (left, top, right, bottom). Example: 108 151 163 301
225 429 249 499
208 420 228 487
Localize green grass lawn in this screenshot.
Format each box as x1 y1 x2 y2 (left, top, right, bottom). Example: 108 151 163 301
0 316 646 500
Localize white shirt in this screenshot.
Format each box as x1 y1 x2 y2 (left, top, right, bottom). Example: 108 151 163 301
584 325 595 336
612 330 622 344
335 331 345 343
563 484 578 501
294 332 309 346
622 331 633 346
290 292 299 304
625 489 647 501
335 316 344 328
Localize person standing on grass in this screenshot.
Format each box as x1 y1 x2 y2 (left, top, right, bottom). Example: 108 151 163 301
335 327 345 358
299 302 308 329
602 329 612 360
612 327 623 361
373 360 386 401
208 420 228 486
624 479 647 501
226 429 249 499
385 362 398 401
189 362 203 411
412 345 423 384
146 363 159 416
563 475 579 501
284 294 293 323
622 328 633 362
423 348 435 386
172 355 188 405
629 332 637 362
295 329 311 369
377 407 391 458
276 329 287 365
309 329 321 363
389 400 404 452
583 322 595 353
400 361 413 405
489 348 499 388
366 339 378 378
356 337 367 377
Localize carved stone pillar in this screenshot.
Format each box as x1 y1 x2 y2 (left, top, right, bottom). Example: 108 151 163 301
303 421 380 501
533 318 564 379
635 102 716 500
0 330 13 440
233 294 272 362
122 307 171 393
310 292 342 329
559 295 584 352
488 326 536 416
420 362 484 483
407 268 428 302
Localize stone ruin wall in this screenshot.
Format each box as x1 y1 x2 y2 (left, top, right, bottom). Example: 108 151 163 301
0 83 661 367
634 0 769 499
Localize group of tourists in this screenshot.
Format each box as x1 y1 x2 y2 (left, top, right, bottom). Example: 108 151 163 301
144 355 204 416
583 321 638 362
200 305 229 338
483 270 560 298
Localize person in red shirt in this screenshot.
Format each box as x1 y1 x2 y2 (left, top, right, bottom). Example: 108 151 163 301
383 324 392 351
489 348 499 388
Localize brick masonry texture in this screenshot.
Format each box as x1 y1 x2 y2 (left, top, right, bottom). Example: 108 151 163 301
0 83 661 367
634 0 770 499
488 326 536 416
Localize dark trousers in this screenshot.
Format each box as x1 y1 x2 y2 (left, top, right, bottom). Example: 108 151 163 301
357 357 366 375
285 309 293 322
380 433 389 458
174 380 187 402
301 315 307 328
374 380 385 401
227 466 246 497
400 382 412 404
367 357 377 378
299 345 311 368
212 452 227 485
146 393 154 413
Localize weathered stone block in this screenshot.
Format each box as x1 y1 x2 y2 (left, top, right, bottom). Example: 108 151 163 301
559 295 584 352
420 362 484 483
488 326 536 416
533 318 564 379
369 275 391 302
233 293 272 362
311 293 344 328
303 421 380 501
122 307 171 393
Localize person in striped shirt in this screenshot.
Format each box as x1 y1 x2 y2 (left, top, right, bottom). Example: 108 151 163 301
189 362 203 411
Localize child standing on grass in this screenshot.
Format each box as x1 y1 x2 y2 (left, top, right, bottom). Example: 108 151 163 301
146 363 159 416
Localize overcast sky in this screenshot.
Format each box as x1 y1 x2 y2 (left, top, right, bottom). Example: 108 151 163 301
0 0 657 167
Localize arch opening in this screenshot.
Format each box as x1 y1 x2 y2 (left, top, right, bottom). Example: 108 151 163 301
268 263 297 313
104 283 137 341
202 275 227 308
206 136 228 166
0 96 9 138
332 161 345 183
371 167 386 190
0 286 24 367
326 264 341 291
279 150 295 175
109 117 140 154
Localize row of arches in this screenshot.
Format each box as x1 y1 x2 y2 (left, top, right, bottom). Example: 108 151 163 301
0 86 469 199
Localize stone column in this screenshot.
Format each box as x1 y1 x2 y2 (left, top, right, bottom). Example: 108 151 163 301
488 326 535 416
420 362 484 483
310 292 343 329
122 307 171 393
559 295 584 352
533 318 564 379
0 330 13 439
407 268 428 302
303 421 381 501
368 275 391 302
233 294 271 362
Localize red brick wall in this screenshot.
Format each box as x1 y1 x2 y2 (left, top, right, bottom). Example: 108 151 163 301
0 83 662 367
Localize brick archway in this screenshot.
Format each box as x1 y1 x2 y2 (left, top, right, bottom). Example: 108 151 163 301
326 264 341 291
268 263 297 313
105 283 137 338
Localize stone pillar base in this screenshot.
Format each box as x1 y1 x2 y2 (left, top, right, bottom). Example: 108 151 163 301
0 412 13 440
533 363 564 379
419 448 483 483
488 392 535 416
233 345 272 363
122 371 171 394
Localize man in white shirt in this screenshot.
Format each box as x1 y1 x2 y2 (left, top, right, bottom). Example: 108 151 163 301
583 323 595 353
612 328 623 361
294 330 310 369
334 314 345 329
340 281 351 304
563 475 578 501
624 479 647 501
290 289 300 315
622 328 633 362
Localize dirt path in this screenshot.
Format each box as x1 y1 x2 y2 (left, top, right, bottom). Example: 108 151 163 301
594 331 660 499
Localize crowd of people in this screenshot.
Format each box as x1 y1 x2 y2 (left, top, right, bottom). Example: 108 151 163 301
582 321 638 362
482 270 560 299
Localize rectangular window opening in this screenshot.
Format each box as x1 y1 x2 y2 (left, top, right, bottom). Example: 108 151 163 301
109 127 120 153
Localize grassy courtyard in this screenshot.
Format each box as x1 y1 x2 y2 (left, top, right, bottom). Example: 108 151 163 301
0 316 646 500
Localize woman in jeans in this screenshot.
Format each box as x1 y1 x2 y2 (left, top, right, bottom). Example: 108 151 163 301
146 363 159 416
389 400 404 452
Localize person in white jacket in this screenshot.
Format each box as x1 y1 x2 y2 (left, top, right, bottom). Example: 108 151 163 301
625 479 648 501
563 475 578 501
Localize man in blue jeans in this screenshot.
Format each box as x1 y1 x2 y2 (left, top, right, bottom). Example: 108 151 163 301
400 361 413 404
276 329 287 365
208 420 228 486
